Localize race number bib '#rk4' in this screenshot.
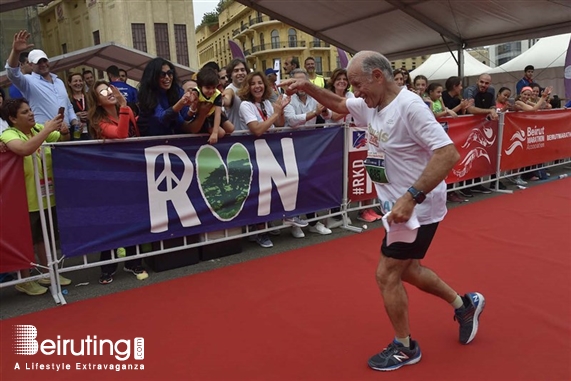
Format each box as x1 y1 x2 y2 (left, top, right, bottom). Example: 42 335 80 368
364 152 389 184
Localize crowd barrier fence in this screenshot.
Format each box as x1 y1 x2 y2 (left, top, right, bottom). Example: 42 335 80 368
1 109 569 305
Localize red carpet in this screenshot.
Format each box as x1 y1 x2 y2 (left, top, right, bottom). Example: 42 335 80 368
1 179 570 381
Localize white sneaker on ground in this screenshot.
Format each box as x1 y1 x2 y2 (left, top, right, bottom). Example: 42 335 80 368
309 222 332 235
291 226 305 238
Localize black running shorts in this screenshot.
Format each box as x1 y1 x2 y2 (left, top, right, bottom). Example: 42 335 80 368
381 222 439 260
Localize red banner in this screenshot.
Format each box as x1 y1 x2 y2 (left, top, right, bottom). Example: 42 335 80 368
0 152 34 273
347 127 376 202
500 110 571 171
440 115 499 183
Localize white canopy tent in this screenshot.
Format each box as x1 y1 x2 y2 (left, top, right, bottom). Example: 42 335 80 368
410 50 492 82
488 34 570 98
0 42 196 89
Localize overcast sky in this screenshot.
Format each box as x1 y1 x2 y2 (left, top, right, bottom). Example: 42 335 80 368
193 0 219 28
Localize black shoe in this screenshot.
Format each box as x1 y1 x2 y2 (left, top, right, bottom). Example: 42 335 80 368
457 188 474 198
454 292 486 344
471 185 492 194
368 339 422 371
498 181 507 190
99 273 113 285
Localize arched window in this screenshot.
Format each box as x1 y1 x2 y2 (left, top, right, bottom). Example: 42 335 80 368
288 28 297 48
259 33 265 50
271 29 279 49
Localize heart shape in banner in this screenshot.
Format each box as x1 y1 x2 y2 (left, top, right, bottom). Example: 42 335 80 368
196 143 253 221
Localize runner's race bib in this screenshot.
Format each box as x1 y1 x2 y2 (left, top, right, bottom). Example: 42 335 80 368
364 152 390 184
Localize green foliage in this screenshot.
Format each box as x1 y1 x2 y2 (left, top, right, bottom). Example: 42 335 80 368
198 0 233 28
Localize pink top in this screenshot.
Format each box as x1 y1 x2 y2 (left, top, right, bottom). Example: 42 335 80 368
99 106 139 139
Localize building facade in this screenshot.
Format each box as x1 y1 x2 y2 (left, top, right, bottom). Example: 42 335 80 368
0 6 42 65
36 0 198 77
196 1 341 78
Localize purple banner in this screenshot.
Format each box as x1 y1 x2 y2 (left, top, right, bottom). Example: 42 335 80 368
565 35 571 101
51 129 344 257
337 48 349 69
228 40 246 60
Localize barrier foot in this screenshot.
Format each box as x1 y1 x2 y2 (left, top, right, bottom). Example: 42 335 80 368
493 189 514 194
341 225 364 233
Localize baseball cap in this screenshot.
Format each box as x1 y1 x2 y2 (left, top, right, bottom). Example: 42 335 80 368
264 68 279 76
28 49 49 64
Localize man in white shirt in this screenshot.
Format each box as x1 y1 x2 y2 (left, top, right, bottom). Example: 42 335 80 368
280 50 485 372
5 30 80 131
283 69 332 238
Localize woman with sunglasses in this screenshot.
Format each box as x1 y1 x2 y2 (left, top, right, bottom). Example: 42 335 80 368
87 80 140 139
137 58 193 136
86 80 148 284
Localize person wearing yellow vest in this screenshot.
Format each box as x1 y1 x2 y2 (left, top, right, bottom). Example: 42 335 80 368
192 67 235 144
0 98 72 295
304 57 325 88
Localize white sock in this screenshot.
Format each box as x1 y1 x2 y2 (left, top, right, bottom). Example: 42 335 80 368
395 336 410 347
451 294 464 309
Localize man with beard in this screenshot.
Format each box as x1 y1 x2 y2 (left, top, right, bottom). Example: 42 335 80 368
6 30 80 130
304 57 325 88
463 73 498 193
222 58 249 131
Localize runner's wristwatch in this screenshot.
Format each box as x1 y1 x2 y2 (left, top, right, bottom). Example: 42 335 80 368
407 187 426 204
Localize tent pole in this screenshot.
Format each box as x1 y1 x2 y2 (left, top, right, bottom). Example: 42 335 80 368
457 45 464 79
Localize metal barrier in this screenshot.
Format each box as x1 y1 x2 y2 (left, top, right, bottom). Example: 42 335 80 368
2 110 570 305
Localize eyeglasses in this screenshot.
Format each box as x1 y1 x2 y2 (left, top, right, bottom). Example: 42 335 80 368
159 70 174 78
98 87 113 96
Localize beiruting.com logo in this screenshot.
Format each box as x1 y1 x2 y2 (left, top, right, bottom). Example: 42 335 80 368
12 325 145 372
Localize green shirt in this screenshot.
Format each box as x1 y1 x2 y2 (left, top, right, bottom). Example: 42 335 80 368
1 124 61 212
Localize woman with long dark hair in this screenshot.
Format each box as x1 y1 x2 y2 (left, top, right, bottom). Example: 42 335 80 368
137 58 193 136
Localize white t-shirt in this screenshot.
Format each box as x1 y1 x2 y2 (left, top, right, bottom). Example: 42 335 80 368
225 83 247 131
239 100 276 133
0 118 9 133
326 91 356 125
346 88 452 225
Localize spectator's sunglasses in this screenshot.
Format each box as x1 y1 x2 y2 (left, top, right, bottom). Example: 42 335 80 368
99 87 113 96
159 70 174 78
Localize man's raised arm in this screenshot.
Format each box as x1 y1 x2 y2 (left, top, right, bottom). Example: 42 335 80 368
279 78 349 115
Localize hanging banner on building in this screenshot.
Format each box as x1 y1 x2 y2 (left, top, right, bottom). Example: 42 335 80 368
51 128 343 257
500 109 571 171
347 127 376 202
0 152 34 273
441 115 499 183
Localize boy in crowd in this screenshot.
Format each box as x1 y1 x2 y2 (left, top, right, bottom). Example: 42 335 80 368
193 68 234 144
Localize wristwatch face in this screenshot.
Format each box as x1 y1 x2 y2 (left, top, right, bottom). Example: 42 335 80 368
409 187 425 204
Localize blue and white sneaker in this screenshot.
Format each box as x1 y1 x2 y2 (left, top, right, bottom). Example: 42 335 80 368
368 339 422 371
454 292 485 344
283 216 308 228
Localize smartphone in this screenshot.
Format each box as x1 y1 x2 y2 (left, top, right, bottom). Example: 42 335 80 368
58 106 65 119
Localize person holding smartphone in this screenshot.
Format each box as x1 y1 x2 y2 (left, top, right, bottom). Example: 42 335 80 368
0 99 71 295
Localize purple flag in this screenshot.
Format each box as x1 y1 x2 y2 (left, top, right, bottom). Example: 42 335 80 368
228 40 245 60
337 48 349 69
565 35 571 101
